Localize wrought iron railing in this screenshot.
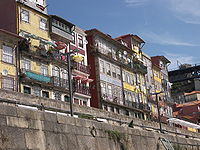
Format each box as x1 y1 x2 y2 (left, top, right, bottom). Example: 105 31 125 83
74 83 91 96
51 76 68 89
72 62 90 74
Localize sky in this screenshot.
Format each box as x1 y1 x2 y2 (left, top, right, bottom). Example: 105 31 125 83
47 0 200 69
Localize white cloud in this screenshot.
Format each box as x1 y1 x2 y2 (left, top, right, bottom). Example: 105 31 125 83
124 0 149 7
168 0 200 24
124 0 200 24
164 52 195 70
141 31 198 46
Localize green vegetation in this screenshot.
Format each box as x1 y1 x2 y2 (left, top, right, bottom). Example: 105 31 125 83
78 114 94 120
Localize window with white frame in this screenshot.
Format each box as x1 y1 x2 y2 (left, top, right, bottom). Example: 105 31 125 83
40 18 47 30
132 73 136 85
136 74 140 84
100 82 106 97
99 60 105 73
132 92 135 102
52 66 59 77
2 77 14 91
21 9 29 23
106 63 111 75
62 69 68 79
128 92 132 101
111 65 116 78
42 90 49 98
124 91 128 101
135 93 139 103
125 72 130 84
71 32 75 44
107 84 112 98
116 67 121 80
22 59 31 71
41 65 48 76
2 45 13 64
78 34 83 48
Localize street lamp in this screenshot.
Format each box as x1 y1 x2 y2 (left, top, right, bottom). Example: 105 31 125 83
151 91 164 133
64 49 81 117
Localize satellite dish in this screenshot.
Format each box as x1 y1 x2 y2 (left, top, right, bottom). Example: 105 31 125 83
2 69 8 76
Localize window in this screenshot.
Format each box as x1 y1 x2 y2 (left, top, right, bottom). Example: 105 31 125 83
52 66 59 77
54 92 61 101
122 71 125 82
83 101 87 106
107 85 112 98
125 110 129 116
103 104 108 111
64 95 70 102
116 68 121 80
106 63 111 75
22 59 31 70
132 73 136 85
78 35 83 48
110 106 114 112
112 65 116 78
33 87 41 96
125 73 130 83
42 91 49 98
100 82 106 96
99 60 105 73
62 69 68 79
2 77 14 91
128 92 132 101
41 65 48 76
2 45 13 64
136 74 140 84
74 98 79 104
21 9 29 23
71 32 75 44
40 18 47 30
24 86 31 94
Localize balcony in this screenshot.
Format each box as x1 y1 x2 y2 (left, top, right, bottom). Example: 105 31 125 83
21 69 51 83
72 62 90 75
49 15 75 43
124 101 150 111
133 63 147 74
51 76 68 89
74 83 91 96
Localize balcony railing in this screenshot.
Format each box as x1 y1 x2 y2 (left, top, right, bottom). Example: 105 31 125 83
74 83 91 96
124 101 150 111
51 76 68 89
72 62 90 74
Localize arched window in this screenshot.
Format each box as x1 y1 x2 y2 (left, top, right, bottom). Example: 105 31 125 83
62 69 68 79
53 66 60 77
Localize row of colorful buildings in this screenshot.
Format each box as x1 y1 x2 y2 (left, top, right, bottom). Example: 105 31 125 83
0 0 173 122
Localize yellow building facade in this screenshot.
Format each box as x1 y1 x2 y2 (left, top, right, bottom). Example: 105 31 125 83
17 2 50 47
15 2 54 98
122 67 148 120
0 30 22 92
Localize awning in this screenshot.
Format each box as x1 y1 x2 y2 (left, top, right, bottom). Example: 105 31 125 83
168 118 200 129
87 79 94 83
73 75 82 80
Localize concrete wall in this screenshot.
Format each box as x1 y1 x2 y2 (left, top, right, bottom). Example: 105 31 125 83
0 89 200 150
